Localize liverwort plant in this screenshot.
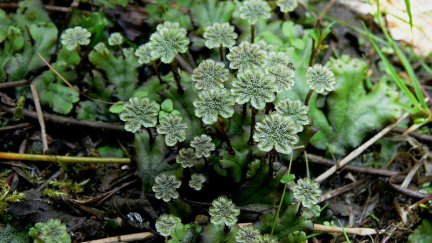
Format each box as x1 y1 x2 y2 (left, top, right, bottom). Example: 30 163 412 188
156 113 188 147
152 174 182 202
120 97 160 133
292 177 322 209
277 0 299 21
275 98 310 131
108 32 124 57
236 225 261 243
209 196 240 231
203 23 238 61
231 68 277 145
155 214 178 237
135 43 165 85
226 41 266 71
191 59 229 90
193 88 236 154
189 173 206 191
304 63 336 106
149 21 190 95
254 113 300 176
190 134 215 165
176 148 196 168
239 0 271 43
60 26 91 51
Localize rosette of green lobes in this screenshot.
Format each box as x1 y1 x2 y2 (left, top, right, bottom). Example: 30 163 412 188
275 98 310 131
292 177 322 209
152 174 182 202
265 64 295 92
277 0 299 13
155 214 178 237
60 26 91 51
236 225 261 243
149 22 190 63
189 173 206 191
108 32 123 46
231 68 277 110
265 51 291 67
156 113 188 146
239 0 272 25
176 148 196 168
306 64 336 93
255 234 278 243
253 114 300 154
135 43 155 64
191 59 229 90
209 196 240 226
119 97 160 133
193 88 235 125
256 40 275 52
203 23 238 49
226 42 266 70
190 134 215 158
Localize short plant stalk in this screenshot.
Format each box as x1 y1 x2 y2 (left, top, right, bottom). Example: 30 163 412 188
304 89 314 106
309 19 322 66
152 61 165 85
268 147 277 177
223 225 230 234
203 156 209 166
304 150 310 178
215 118 235 155
219 44 225 62
119 46 125 59
251 24 255 43
271 153 294 237
248 106 258 145
170 60 184 95
242 103 248 117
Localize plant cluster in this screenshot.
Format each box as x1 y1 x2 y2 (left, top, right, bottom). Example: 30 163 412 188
0 0 413 242
28 219 71 243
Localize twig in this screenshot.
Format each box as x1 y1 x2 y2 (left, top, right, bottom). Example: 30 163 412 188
0 152 130 164
314 112 410 183
30 82 48 153
0 104 124 131
318 178 367 203
307 154 402 177
401 153 427 188
81 232 155 243
0 3 72 12
0 123 33 132
0 80 31 89
314 224 382 236
388 181 427 199
392 126 432 143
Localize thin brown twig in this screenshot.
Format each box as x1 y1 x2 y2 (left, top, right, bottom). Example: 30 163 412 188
388 181 428 199
0 123 33 132
0 80 31 89
175 54 193 74
314 112 410 183
392 126 432 143
30 82 48 153
0 3 72 12
0 104 124 131
318 178 367 203
307 154 403 177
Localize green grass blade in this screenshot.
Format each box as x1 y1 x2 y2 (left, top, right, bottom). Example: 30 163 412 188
374 0 426 108
363 23 421 109
404 0 413 32
338 219 351 243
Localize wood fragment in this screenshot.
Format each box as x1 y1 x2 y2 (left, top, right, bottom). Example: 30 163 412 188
314 224 382 235
30 82 48 153
0 152 130 164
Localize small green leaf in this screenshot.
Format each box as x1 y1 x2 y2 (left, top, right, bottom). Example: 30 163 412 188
161 98 174 111
292 39 305 50
97 145 124 158
280 174 295 185
132 91 148 98
109 102 125 113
